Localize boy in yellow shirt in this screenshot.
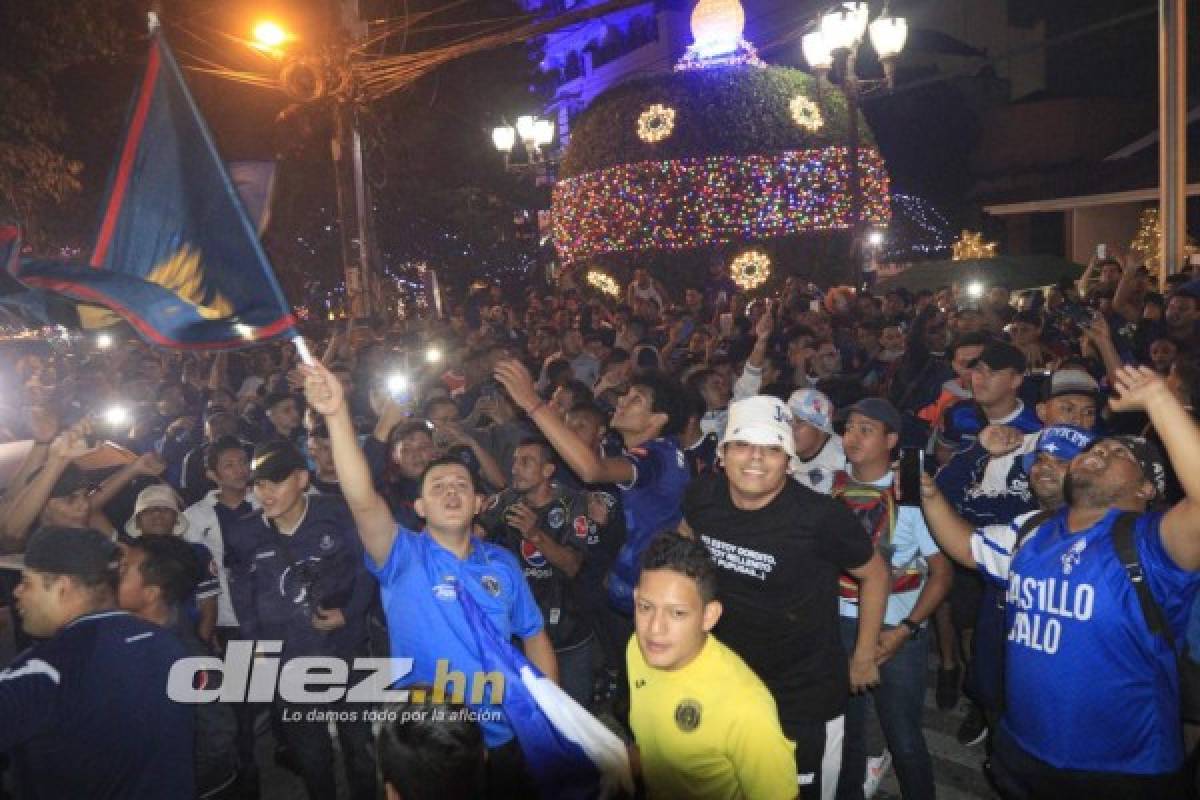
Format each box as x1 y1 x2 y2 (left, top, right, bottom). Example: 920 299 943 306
628 532 798 799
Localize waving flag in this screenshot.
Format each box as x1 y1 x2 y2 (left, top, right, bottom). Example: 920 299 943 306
457 586 633 799
10 19 296 350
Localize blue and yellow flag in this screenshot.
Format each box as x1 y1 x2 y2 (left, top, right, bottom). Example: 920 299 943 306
11 24 296 349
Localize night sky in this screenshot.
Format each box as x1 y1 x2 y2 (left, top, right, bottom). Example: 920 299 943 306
2 0 1196 290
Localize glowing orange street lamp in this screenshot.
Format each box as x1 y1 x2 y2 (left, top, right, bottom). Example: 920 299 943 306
251 20 289 53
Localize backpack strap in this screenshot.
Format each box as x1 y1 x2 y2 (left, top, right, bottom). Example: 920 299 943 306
1014 509 1055 553
1111 510 1175 647
994 509 1056 612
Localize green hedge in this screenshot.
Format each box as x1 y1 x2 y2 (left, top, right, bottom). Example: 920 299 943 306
560 65 877 178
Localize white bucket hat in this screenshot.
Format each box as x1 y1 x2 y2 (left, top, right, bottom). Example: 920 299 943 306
719 395 798 463
125 484 189 539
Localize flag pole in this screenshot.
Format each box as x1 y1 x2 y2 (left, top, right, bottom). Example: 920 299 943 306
293 335 316 367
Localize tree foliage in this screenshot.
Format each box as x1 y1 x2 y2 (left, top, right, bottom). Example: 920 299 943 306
0 1 137 246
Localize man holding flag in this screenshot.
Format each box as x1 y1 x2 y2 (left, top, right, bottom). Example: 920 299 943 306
302 360 633 798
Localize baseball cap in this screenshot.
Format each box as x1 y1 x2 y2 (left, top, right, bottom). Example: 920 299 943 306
973 340 1027 374
720 396 797 461
24 526 120 584
45 463 93 499
1021 426 1096 474
1106 435 1168 498
1042 368 1100 401
843 397 903 434
787 389 835 434
1170 279 1200 301
251 440 309 483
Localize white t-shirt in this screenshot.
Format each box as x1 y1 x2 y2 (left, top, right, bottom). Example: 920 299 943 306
791 434 846 495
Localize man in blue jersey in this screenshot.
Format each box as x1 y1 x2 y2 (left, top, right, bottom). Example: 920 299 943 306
1 527 195 798
494 360 690 615
301 361 557 796
920 365 1200 797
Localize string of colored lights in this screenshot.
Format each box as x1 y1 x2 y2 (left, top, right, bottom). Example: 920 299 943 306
552 147 890 263
883 193 953 259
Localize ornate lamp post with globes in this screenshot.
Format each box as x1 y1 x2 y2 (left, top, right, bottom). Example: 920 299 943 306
803 3 906 287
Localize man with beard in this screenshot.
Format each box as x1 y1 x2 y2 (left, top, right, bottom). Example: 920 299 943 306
479 439 605 707
494 361 689 617
918 425 1095 728
682 395 889 800
919 365 1200 796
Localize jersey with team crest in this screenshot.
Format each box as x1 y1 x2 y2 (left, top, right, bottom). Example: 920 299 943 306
972 507 1200 773
479 485 597 650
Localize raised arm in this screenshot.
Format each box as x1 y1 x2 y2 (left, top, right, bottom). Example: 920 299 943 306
1109 366 1200 569
1079 312 1125 386
0 427 97 550
1076 253 1098 296
917 472 978 569
1111 259 1142 324
303 361 397 567
494 359 634 485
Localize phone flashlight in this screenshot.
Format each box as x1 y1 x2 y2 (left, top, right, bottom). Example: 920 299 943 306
96 333 113 350
966 281 985 299
103 405 130 428
425 346 442 364
386 373 409 397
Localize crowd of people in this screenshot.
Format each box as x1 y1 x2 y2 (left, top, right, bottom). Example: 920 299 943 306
0 248 1199 800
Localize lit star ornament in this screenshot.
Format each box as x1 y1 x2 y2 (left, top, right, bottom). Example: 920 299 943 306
730 250 770 290
952 230 997 261
790 96 824 132
637 105 677 143
586 269 621 297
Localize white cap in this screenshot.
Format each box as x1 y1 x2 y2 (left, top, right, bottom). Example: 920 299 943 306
787 388 835 434
719 396 798 462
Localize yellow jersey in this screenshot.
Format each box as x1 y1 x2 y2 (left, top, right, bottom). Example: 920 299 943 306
627 634 798 799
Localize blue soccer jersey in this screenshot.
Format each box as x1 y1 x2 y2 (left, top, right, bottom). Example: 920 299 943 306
972 508 1200 774
368 527 544 748
607 436 690 613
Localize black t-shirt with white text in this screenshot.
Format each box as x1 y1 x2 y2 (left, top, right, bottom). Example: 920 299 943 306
684 474 874 722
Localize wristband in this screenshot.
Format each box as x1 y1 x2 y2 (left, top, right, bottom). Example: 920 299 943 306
527 401 547 417
899 618 921 639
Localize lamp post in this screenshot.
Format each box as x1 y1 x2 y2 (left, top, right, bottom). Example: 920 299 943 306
804 2 906 288
492 115 557 174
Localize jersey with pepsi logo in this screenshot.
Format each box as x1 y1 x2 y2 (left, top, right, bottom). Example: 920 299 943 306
972 508 1200 773
478 485 597 650
608 436 690 613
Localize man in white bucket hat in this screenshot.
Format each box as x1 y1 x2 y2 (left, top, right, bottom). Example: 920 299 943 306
681 395 889 800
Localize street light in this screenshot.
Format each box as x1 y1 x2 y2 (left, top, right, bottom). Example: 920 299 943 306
251 20 291 57
869 16 908 84
515 115 538 143
803 2 906 286
801 32 834 74
492 114 556 173
533 118 555 148
492 126 515 153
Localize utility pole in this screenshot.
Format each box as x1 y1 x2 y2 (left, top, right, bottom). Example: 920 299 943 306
330 0 374 319
1158 0 1187 290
